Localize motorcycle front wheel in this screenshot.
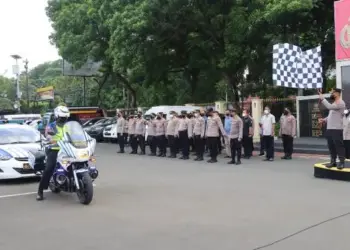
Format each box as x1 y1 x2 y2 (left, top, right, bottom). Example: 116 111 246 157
76 173 93 205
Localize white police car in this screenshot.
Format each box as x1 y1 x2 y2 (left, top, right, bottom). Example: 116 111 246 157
0 124 45 180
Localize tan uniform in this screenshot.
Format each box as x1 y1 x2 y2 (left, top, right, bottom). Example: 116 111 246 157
153 118 166 155
229 116 243 140
205 115 226 137
176 118 193 137
128 119 136 135
279 114 296 158
135 118 146 135
279 115 296 137
117 117 126 134
193 116 205 137
166 118 178 136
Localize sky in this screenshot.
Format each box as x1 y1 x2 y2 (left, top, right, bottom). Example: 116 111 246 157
0 0 59 77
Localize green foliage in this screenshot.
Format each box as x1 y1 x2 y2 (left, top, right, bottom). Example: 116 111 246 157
39 0 339 108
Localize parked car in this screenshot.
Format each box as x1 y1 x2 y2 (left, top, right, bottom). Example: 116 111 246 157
85 117 117 142
103 121 118 142
0 124 45 180
83 117 105 128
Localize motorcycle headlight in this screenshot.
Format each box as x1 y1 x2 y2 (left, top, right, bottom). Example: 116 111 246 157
0 149 13 161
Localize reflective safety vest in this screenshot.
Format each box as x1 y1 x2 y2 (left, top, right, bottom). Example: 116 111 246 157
50 124 65 151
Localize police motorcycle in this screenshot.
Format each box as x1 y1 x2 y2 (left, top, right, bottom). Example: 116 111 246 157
43 121 99 205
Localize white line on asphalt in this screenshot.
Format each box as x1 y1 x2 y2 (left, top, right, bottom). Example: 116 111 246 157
0 190 49 199
0 183 97 199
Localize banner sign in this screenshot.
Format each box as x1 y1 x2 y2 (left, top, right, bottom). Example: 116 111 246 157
36 86 54 101
334 0 350 61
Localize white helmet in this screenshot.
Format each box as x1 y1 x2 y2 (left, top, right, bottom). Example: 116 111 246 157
54 105 70 118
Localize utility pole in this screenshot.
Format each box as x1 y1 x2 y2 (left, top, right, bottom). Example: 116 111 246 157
23 59 29 108
11 54 22 113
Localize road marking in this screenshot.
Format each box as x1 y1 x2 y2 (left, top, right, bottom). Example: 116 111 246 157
0 183 97 199
0 190 49 199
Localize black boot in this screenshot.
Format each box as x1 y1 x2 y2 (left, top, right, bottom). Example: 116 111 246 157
327 159 337 168
337 162 345 170
36 190 44 201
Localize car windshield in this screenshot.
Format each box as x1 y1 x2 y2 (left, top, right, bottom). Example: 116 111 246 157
0 125 40 145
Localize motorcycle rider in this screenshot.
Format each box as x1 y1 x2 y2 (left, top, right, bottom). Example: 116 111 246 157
36 105 70 201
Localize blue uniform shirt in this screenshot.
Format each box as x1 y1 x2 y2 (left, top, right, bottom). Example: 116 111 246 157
224 116 232 134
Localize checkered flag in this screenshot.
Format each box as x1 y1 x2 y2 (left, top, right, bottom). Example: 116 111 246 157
272 43 323 89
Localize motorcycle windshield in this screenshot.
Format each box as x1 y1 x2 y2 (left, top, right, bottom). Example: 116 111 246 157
64 121 88 149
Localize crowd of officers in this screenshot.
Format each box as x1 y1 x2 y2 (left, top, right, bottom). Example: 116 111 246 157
115 108 256 164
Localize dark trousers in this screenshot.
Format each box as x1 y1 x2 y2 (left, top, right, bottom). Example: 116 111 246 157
190 137 195 152
175 136 180 153
230 138 242 162
148 135 156 154
179 130 189 157
38 150 58 191
344 140 350 159
137 134 145 153
117 133 125 152
123 133 128 145
207 136 219 160
156 135 166 155
242 136 253 157
263 135 274 159
282 134 294 157
217 137 222 154
260 135 265 154
326 129 345 162
168 135 177 156
129 134 137 153
194 135 205 158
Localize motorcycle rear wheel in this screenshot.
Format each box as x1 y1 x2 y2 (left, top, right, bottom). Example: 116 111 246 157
76 173 93 205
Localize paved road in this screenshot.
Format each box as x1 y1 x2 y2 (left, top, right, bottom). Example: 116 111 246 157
1 143 350 250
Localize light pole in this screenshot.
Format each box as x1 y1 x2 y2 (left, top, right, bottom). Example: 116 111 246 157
23 59 29 108
11 54 22 112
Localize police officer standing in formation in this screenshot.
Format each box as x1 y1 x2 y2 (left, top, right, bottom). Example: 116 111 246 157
176 111 193 160
242 109 254 159
260 106 276 161
319 88 346 169
128 115 137 154
205 109 227 163
135 112 147 155
166 112 179 158
193 110 205 161
224 109 232 158
227 108 243 165
117 111 126 153
147 113 157 156
279 108 296 160
154 112 167 157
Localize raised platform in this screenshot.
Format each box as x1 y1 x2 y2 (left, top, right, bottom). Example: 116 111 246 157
314 160 350 181
254 137 328 155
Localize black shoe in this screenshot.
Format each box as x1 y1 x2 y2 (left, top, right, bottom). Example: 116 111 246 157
264 158 274 161
197 157 204 161
224 156 230 158
182 156 189 160
139 152 145 155
168 155 176 158
194 157 199 161
227 161 236 164
326 161 337 168
161 154 166 157
207 159 217 163
243 156 250 159
337 162 345 170
130 151 137 154
259 153 264 156
285 156 292 160
236 160 241 165
148 153 156 156
157 154 163 157
36 191 44 201
281 156 287 159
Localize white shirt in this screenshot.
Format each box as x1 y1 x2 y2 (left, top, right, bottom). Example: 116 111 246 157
260 113 276 136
